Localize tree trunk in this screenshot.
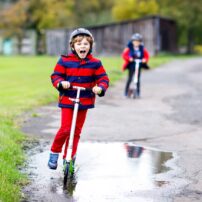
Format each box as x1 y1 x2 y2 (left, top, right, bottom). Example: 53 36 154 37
17 35 23 54
187 29 194 54
36 30 46 55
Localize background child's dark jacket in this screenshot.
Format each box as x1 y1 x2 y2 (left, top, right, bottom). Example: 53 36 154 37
122 41 150 71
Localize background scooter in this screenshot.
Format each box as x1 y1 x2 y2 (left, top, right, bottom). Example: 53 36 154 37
127 59 142 98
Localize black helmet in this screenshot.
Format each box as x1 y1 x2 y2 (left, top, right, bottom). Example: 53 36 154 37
69 28 94 43
131 33 143 41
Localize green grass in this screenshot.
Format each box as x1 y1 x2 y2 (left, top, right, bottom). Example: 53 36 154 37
100 56 123 84
0 56 57 116
149 52 198 68
0 56 57 202
0 53 195 201
0 117 26 202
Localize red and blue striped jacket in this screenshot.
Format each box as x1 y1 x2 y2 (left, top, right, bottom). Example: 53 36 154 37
51 53 109 109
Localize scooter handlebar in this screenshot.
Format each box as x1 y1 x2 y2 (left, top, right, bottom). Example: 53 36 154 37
58 82 93 92
134 59 142 63
72 86 86 91
72 86 93 92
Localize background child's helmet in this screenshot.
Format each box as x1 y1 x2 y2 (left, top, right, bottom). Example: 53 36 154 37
69 28 94 44
131 33 143 41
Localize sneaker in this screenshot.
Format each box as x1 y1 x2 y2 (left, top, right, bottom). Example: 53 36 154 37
124 91 128 97
48 153 59 170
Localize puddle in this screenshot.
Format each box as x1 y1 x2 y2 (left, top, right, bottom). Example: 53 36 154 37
124 143 173 174
22 142 176 202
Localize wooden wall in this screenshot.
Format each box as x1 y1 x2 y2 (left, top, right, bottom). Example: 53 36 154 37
46 16 177 56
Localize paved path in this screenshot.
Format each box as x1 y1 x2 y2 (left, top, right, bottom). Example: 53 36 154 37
22 58 202 202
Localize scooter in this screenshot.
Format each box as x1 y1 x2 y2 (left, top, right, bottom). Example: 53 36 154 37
127 59 142 99
63 86 89 184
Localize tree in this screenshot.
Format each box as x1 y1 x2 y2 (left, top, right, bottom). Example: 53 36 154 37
0 0 76 53
27 0 76 53
112 0 159 21
28 0 75 30
0 0 28 33
0 0 29 52
73 0 114 26
158 0 202 53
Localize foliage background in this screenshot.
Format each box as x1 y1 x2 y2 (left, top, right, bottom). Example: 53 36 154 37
0 0 202 53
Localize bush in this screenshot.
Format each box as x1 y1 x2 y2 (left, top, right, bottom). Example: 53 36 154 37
194 45 202 55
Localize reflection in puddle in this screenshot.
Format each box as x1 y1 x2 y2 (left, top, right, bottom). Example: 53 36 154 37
124 143 173 174
23 142 175 202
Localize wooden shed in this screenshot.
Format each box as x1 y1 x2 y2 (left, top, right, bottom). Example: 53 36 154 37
46 15 177 56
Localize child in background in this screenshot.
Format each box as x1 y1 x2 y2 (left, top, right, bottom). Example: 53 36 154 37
48 28 109 170
122 33 150 97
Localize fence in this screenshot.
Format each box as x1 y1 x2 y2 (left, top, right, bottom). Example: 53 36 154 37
46 15 177 56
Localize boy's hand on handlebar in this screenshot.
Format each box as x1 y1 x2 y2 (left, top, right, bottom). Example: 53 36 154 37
142 58 146 63
129 57 134 62
92 86 102 95
58 81 71 89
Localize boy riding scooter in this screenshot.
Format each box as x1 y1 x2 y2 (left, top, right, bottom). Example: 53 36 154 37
48 28 109 174
122 33 150 98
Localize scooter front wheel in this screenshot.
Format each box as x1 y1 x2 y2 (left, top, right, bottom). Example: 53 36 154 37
63 159 75 184
63 160 69 184
132 89 137 99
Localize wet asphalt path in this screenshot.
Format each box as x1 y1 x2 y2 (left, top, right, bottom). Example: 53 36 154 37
21 57 202 202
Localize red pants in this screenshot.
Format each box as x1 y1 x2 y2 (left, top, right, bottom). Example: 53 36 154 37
51 108 87 159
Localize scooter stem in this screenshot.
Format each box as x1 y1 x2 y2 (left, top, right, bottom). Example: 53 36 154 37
66 86 85 162
134 59 141 84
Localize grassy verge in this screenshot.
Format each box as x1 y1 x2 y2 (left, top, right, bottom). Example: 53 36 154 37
0 54 195 201
0 117 26 202
0 56 57 202
148 52 197 68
